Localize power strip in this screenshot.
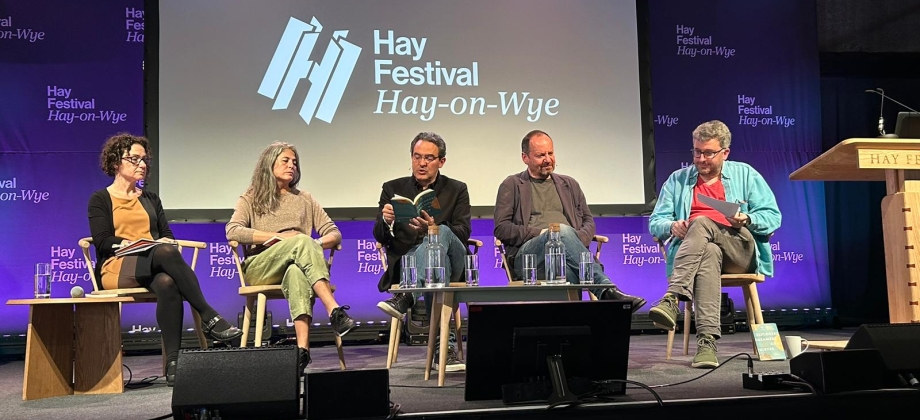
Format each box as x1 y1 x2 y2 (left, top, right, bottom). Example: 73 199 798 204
742 372 796 391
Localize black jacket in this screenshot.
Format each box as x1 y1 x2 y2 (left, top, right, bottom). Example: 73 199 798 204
87 189 173 289
373 174 471 292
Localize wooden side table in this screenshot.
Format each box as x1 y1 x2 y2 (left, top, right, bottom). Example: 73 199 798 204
7 297 133 400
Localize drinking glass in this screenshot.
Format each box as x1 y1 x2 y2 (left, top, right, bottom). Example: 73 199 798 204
579 252 594 285
34 263 51 299
400 254 417 289
522 254 537 285
465 254 480 287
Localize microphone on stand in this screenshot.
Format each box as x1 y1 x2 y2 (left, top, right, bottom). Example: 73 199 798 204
865 88 920 138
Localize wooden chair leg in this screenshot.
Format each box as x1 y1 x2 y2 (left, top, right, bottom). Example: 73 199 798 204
190 308 208 349
387 317 399 368
666 329 675 360
749 284 764 324
741 284 760 356
682 301 693 356
334 334 346 371
393 318 402 363
254 293 267 348
241 296 254 348
453 306 463 360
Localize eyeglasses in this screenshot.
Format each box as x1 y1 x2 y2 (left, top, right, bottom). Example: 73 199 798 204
691 148 725 159
412 154 441 163
122 156 152 166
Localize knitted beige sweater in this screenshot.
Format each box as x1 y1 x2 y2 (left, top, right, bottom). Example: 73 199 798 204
226 189 340 257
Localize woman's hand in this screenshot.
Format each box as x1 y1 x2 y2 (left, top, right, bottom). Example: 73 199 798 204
278 230 302 239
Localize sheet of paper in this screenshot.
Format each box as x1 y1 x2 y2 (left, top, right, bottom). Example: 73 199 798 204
697 194 740 218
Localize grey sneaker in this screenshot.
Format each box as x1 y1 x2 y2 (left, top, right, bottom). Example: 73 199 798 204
434 345 466 372
691 334 719 368
648 293 680 330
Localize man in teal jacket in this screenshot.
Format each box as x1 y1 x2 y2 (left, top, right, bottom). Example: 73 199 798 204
648 120 781 369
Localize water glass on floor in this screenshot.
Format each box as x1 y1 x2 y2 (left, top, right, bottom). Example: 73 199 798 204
579 252 594 285
465 254 479 287
522 254 537 285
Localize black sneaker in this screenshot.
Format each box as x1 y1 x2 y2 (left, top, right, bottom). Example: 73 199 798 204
600 286 648 313
298 348 312 373
376 293 414 319
330 305 357 337
434 345 466 372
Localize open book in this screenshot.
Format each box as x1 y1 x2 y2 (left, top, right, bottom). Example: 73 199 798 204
392 189 441 223
115 238 175 257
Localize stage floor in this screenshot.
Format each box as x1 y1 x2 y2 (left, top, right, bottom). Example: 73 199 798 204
0 327 905 419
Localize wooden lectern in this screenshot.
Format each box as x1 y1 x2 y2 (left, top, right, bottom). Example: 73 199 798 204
791 138 920 324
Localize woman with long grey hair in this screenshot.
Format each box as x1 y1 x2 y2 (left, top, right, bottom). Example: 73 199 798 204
226 141 356 371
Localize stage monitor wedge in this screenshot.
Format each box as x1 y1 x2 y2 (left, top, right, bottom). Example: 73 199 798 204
464 300 632 402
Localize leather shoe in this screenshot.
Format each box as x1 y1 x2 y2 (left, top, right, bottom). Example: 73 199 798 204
165 360 177 387
201 315 244 343
601 287 647 313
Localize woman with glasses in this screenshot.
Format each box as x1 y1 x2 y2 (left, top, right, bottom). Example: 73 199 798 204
225 141 356 372
87 133 243 386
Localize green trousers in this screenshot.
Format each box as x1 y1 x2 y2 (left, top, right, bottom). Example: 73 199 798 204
242 235 329 320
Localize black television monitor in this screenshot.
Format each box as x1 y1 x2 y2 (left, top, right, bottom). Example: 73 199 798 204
464 300 633 402
895 112 920 138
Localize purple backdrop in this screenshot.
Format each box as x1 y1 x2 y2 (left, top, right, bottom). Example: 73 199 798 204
648 0 830 308
0 1 829 336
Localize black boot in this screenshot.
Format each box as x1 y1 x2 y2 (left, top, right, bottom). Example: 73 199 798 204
601 287 647 313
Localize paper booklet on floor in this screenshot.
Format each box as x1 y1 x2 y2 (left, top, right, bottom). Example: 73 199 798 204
750 323 787 361
391 189 442 223
697 194 741 218
115 238 174 257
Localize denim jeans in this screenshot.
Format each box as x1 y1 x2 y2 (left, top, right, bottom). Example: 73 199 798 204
514 224 611 298
668 217 756 338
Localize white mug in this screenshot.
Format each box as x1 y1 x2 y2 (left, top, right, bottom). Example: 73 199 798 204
785 335 809 358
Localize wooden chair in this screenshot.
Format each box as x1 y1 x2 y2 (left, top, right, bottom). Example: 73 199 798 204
78 237 210 351
653 237 765 359
495 235 609 300
377 239 483 369
228 240 346 370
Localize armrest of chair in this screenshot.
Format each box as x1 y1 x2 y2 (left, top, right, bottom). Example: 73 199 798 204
467 238 483 255
78 237 100 292
592 235 608 261
227 241 247 287
652 236 670 258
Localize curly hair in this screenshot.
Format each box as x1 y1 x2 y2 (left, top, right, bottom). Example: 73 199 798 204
99 133 151 177
244 142 301 215
692 120 732 149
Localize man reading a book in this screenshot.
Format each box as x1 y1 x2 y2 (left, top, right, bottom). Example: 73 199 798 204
493 130 646 307
374 132 471 372
648 120 781 368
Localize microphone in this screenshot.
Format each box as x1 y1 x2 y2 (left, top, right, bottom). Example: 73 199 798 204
70 286 85 298
865 88 919 138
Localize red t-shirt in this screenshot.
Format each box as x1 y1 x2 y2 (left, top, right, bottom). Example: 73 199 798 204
690 177 731 226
